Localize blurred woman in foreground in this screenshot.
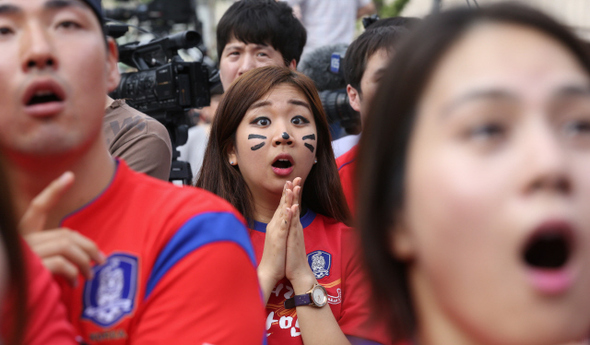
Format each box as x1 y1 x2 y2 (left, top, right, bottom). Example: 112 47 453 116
357 3 590 345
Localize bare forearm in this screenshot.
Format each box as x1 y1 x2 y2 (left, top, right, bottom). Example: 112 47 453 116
258 268 278 304
296 305 351 345
290 275 351 345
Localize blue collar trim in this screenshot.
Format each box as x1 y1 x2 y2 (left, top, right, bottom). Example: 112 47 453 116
251 209 316 233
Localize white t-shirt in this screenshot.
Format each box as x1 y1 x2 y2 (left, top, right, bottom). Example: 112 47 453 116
284 0 372 55
332 133 360 158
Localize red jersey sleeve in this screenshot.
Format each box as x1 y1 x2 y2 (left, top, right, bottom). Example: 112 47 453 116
338 229 393 345
130 242 266 345
8 241 78 345
336 145 358 215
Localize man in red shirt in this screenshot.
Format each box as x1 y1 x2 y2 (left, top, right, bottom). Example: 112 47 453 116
1 0 265 343
337 19 415 212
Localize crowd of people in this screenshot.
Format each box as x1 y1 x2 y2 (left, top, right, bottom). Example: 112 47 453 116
1 0 590 345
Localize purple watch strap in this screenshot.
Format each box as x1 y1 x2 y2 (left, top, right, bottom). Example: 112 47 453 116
284 293 311 309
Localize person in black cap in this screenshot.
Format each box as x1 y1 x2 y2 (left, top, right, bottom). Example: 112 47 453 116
2 0 265 343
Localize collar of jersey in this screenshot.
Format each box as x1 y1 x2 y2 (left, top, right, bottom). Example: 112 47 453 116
59 158 120 225
251 209 316 233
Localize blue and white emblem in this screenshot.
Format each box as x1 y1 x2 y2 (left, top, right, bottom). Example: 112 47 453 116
307 250 332 279
82 253 138 327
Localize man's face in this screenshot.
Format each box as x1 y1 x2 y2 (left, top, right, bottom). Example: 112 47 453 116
219 36 294 91
347 48 391 126
0 0 119 162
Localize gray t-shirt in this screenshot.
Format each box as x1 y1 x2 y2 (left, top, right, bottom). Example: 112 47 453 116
103 99 172 181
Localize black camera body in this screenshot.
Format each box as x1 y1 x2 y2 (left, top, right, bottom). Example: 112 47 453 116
112 59 209 122
110 30 210 121
109 30 210 184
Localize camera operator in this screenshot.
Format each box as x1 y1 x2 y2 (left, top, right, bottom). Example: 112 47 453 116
337 18 417 212
216 0 306 92
297 43 360 143
103 95 172 181
108 29 211 184
175 0 305 184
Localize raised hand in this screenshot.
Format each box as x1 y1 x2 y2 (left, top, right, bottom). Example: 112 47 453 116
285 178 317 293
20 172 105 287
258 181 295 303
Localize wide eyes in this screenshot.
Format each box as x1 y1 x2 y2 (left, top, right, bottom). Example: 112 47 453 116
250 115 310 127
0 27 14 36
251 117 271 127
291 115 310 125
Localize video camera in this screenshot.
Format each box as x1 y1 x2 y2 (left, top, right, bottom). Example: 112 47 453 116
318 50 360 134
109 29 211 184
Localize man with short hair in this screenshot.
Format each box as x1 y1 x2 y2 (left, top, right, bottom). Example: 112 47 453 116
180 0 306 182
2 0 265 343
216 0 307 90
336 21 414 211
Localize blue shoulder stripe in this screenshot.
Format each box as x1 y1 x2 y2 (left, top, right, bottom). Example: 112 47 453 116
145 212 256 300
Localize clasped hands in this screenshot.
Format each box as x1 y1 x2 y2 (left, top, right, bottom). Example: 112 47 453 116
258 178 317 302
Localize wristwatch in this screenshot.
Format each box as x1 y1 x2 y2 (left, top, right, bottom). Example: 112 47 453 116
284 283 328 309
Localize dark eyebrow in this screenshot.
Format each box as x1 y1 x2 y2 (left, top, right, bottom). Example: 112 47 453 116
249 100 271 111
0 4 21 15
45 0 89 11
554 85 590 99
289 99 311 111
253 43 270 49
443 88 517 116
249 99 311 112
0 0 88 16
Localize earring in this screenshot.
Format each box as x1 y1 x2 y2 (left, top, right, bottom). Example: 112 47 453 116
314 158 318 164
230 160 234 165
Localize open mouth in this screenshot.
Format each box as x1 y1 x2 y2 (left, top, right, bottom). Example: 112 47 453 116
272 158 293 169
523 228 572 269
27 91 62 106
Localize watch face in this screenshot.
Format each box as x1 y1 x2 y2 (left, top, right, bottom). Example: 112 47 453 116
312 286 327 307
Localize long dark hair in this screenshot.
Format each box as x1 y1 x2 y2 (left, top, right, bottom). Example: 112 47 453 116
356 2 590 342
0 157 27 345
197 66 350 226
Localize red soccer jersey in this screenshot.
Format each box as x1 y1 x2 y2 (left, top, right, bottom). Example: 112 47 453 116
58 161 265 344
336 144 358 215
249 210 391 345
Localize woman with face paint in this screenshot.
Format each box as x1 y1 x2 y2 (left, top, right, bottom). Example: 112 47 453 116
357 3 590 345
197 66 391 345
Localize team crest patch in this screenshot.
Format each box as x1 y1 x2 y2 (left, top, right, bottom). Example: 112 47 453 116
307 250 332 279
82 253 138 327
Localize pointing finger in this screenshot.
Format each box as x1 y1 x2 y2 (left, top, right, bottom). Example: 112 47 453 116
20 172 74 234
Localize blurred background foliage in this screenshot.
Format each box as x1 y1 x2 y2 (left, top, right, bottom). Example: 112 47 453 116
375 0 412 17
